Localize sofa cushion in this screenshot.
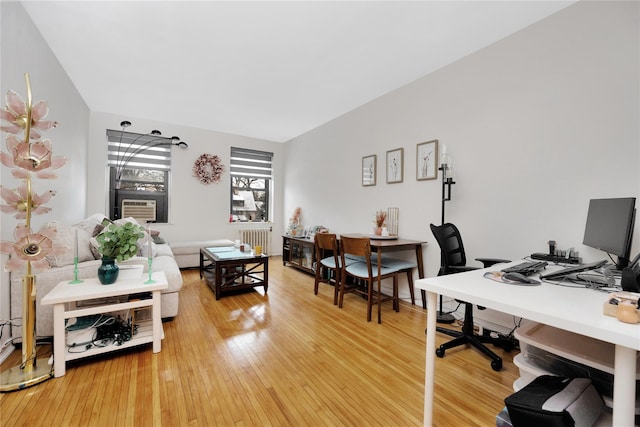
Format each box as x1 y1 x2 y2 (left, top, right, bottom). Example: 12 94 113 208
73 213 108 234
170 239 236 255
152 235 166 244
151 255 183 293
170 239 236 269
45 222 95 267
155 243 174 257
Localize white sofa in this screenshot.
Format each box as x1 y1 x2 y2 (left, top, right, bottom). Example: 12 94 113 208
170 239 236 269
10 214 183 339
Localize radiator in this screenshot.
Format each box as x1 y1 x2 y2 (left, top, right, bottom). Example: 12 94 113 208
239 227 271 252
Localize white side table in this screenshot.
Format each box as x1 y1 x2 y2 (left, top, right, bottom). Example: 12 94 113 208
41 271 168 377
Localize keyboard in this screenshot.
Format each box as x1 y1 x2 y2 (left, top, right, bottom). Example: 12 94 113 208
540 260 608 280
501 261 548 276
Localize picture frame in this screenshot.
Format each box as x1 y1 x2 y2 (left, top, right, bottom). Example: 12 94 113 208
416 139 438 181
362 154 376 186
386 148 404 184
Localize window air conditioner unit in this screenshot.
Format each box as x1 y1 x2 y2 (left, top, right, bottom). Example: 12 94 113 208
121 199 157 222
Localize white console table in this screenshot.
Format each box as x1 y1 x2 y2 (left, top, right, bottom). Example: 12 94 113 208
415 262 640 427
41 271 168 377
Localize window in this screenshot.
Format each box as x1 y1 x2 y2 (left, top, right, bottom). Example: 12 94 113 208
106 129 174 223
230 147 273 222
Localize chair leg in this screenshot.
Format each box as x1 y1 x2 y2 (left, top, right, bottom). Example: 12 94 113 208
313 265 321 295
467 335 503 367
394 275 399 312
438 334 470 352
421 289 427 309
367 279 373 322
338 269 346 308
434 303 504 370
436 325 461 338
332 269 339 305
377 277 383 324
405 270 415 305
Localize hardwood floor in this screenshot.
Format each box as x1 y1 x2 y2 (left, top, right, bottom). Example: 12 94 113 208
1 257 519 426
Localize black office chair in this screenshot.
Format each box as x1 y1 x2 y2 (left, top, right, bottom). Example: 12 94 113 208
430 223 512 371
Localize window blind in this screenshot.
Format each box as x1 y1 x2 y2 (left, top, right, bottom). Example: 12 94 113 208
230 147 273 179
107 129 172 171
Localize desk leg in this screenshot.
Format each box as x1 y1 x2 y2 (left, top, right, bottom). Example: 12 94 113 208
424 291 437 427
199 250 204 279
152 290 162 353
263 258 269 293
612 344 636 427
378 251 384 323
414 244 427 309
215 262 222 301
52 303 65 377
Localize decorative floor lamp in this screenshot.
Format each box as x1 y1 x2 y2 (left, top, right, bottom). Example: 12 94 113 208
437 150 456 324
110 121 188 221
0 73 66 390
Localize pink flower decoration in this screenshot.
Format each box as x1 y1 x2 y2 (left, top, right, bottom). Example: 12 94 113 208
0 184 55 219
0 89 58 139
193 153 224 184
0 223 64 272
0 135 66 179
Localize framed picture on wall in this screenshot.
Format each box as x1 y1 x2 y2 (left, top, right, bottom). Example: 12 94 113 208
362 154 376 186
416 139 438 181
386 148 404 184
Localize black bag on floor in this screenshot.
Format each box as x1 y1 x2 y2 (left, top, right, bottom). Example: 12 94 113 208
504 375 604 427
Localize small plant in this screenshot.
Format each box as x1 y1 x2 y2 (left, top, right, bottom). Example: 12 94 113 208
96 222 144 262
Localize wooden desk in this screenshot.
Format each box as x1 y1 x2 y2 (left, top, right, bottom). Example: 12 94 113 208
415 262 640 427
341 234 426 306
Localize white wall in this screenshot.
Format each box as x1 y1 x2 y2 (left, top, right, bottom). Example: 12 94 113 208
86 112 285 251
0 3 90 360
283 1 639 329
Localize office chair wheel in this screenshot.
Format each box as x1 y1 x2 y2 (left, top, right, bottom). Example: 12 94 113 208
491 359 502 371
435 347 445 358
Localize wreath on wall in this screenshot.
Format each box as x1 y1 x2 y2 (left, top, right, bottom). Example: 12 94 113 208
193 153 224 184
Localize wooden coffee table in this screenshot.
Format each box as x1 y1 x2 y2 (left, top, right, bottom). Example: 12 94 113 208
199 246 268 300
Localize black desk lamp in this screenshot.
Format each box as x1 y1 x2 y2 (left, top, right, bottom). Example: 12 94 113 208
437 154 456 324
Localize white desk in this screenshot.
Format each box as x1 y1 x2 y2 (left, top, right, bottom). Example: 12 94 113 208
415 262 640 427
42 271 168 377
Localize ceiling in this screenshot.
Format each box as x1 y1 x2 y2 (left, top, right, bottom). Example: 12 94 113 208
22 1 575 143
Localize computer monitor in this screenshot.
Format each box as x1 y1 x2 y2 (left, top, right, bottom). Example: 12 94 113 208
582 197 636 269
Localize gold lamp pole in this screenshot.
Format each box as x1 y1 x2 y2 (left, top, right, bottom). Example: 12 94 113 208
0 74 55 391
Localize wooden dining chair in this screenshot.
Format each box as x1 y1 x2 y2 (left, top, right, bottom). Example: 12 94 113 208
313 233 343 304
339 235 404 323
374 256 417 305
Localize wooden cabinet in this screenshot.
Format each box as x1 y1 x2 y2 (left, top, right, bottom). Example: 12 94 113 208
282 235 315 274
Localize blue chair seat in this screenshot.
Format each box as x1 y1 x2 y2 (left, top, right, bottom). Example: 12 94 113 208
347 254 415 269
344 254 366 263
320 255 358 270
377 257 416 270
345 261 404 279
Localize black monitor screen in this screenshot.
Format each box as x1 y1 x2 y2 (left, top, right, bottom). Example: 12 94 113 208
582 197 636 268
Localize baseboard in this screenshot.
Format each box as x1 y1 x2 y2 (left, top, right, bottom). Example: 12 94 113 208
0 343 15 364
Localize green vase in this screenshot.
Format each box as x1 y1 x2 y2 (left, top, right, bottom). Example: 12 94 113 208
97 257 119 284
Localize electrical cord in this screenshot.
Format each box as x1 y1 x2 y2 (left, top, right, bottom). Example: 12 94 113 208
67 316 138 353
